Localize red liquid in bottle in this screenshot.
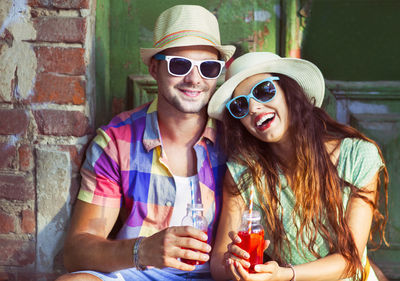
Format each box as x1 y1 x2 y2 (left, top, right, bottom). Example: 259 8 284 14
181 231 208 265
237 229 264 273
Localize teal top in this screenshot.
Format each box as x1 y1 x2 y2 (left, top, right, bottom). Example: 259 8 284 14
227 138 384 280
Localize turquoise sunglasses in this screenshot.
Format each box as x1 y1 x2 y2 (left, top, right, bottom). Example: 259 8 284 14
226 77 280 119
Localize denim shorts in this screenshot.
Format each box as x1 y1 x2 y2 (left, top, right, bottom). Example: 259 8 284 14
74 267 214 281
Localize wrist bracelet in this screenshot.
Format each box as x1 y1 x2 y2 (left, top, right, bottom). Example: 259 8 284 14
133 237 146 271
286 264 296 281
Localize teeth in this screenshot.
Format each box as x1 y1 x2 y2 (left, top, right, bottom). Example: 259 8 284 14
256 113 274 127
182 89 201 96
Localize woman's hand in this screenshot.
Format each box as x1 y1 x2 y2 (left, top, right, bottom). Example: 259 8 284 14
226 259 283 281
224 231 252 270
224 231 281 281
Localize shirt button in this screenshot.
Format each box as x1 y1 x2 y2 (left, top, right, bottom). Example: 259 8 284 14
166 201 172 207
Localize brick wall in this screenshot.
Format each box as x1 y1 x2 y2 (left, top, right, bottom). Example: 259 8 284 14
0 0 95 280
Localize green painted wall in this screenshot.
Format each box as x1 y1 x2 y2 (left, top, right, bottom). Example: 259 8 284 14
301 0 400 81
95 0 111 127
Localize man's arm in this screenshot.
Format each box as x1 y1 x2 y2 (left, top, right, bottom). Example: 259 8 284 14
63 200 136 272
63 200 212 272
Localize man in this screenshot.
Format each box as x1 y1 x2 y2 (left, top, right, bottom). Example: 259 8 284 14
56 5 235 281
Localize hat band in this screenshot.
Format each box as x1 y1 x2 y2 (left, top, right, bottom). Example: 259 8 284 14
154 30 219 48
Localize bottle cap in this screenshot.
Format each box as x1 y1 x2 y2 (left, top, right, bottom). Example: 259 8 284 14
242 210 261 221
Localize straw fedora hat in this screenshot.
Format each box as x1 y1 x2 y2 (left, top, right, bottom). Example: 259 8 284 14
140 5 236 65
208 52 325 120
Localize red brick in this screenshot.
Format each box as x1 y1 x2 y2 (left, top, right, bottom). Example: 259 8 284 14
0 271 11 281
34 46 85 75
0 239 35 266
0 211 15 234
0 142 16 169
53 0 89 9
35 17 86 43
0 109 29 135
0 271 9 281
18 145 34 172
33 73 85 105
1 272 17 281
0 28 13 48
28 0 89 9
27 0 40 6
33 109 89 136
21 209 35 234
0 174 35 201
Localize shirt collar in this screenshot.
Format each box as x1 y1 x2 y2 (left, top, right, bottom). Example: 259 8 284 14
143 98 218 152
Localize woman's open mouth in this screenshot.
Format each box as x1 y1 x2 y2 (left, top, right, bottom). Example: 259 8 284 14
255 113 275 130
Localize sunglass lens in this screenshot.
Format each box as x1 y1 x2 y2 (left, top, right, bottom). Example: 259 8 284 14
200 61 221 78
229 97 249 118
169 58 192 75
253 81 276 102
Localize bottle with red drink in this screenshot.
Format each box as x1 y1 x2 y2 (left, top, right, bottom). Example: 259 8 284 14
181 203 208 265
237 210 264 273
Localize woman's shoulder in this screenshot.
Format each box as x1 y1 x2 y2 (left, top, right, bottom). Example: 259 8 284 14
338 137 384 188
340 137 380 159
226 159 247 183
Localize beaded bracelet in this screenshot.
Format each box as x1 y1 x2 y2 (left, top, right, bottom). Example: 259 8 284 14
133 237 146 271
286 264 296 281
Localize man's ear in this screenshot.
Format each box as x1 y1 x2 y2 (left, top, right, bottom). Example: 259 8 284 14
148 58 158 80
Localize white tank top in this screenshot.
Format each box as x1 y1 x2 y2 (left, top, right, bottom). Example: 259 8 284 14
166 174 209 274
169 174 199 226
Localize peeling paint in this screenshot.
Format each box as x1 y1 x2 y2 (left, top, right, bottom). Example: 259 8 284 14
254 10 271 22
244 10 271 23
8 134 20 145
2 134 21 150
0 0 28 35
0 0 37 102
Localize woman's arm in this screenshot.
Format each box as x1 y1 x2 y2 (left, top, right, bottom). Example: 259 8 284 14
219 171 380 281
211 171 247 280
290 171 378 281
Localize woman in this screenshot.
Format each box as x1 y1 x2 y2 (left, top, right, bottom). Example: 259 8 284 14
207 52 388 281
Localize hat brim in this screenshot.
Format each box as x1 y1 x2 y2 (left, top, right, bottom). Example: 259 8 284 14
208 58 325 121
140 44 236 65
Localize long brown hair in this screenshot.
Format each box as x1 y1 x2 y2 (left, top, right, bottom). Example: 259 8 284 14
222 74 388 280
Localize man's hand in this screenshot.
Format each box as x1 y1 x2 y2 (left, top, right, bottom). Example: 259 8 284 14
139 226 211 271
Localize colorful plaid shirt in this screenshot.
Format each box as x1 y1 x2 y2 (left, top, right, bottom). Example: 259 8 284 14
77 99 226 243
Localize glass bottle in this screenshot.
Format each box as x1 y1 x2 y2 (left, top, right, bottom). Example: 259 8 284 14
237 210 264 273
181 203 208 265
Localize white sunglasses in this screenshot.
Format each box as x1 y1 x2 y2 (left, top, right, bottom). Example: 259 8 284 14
154 54 225 79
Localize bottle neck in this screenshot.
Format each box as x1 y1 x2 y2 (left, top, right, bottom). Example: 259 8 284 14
240 210 262 232
182 204 207 230
186 203 204 215
187 209 203 216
